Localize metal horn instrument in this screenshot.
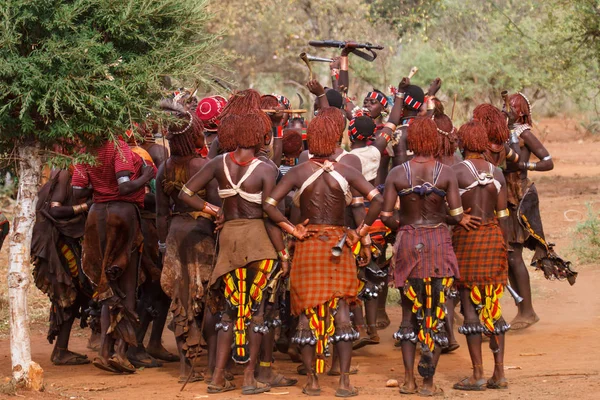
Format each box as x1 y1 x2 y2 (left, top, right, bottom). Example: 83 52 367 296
408 66 419 79
505 284 523 305
331 233 348 257
303 53 334 63
299 52 314 80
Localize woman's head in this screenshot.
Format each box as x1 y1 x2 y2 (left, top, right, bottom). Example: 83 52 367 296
406 117 441 157
473 103 509 144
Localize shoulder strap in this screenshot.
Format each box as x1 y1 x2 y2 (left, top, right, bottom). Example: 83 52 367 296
433 161 444 185
403 161 412 187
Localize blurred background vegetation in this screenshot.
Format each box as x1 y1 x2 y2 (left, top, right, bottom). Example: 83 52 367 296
207 0 600 124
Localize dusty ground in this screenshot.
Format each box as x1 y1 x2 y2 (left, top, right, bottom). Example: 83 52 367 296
0 117 599 399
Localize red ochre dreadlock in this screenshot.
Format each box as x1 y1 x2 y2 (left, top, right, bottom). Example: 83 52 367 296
260 94 279 109
317 107 346 135
433 114 458 157
457 120 488 153
219 89 263 120
233 112 271 149
472 104 509 145
160 99 203 157
217 115 238 152
307 115 340 157
508 93 533 126
407 116 441 157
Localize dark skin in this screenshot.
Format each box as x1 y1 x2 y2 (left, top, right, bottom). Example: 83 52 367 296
380 154 467 394
125 144 175 366
373 78 413 187
155 154 219 379
503 102 553 329
452 150 508 386
264 152 383 395
46 170 91 364
74 163 154 369
140 141 168 167
180 143 288 391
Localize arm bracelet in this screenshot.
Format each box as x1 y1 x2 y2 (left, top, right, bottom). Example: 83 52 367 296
317 93 326 98
366 188 380 202
201 202 220 217
180 184 195 197
527 162 536 171
273 126 283 139
357 222 371 237
496 209 510 218
277 248 290 261
158 241 167 253
264 197 279 207
427 97 435 111
351 196 364 206
360 234 372 246
340 56 349 71
117 176 131 185
541 155 552 161
384 122 397 131
448 206 464 217
380 211 394 217
510 132 520 144
72 205 82 215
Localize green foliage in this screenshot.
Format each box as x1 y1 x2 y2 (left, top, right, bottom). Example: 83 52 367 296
0 0 223 158
570 203 600 264
213 0 600 121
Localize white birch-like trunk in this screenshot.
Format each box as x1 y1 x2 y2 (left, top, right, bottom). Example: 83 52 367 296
7 144 42 388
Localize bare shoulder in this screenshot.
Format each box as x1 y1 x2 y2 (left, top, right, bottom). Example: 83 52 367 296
341 152 362 171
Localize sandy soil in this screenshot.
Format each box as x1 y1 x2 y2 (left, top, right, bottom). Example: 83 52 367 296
1 117 599 399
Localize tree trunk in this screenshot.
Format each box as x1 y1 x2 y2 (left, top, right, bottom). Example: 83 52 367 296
7 143 43 389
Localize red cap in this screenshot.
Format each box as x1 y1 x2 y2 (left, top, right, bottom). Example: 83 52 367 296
196 95 227 132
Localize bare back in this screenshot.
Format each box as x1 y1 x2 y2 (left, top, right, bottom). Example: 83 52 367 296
453 159 506 222
388 159 460 226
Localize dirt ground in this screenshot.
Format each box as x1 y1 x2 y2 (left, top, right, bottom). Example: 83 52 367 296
1 117 599 399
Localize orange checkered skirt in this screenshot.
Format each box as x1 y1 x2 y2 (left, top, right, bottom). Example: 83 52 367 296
290 225 357 315
452 221 507 287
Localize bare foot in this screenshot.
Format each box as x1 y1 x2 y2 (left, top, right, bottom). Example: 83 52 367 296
510 313 540 330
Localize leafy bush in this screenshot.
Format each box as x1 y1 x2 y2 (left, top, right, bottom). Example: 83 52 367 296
570 204 600 263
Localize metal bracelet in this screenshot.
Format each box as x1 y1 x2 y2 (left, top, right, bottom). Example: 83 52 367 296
158 241 167 253
117 176 131 185
541 155 552 161
366 188 380 202
496 209 509 218
448 206 464 217
527 162 536 171
510 132 520 144
180 184 195 197
380 211 394 217
384 122 397 131
351 196 364 206
264 197 278 207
